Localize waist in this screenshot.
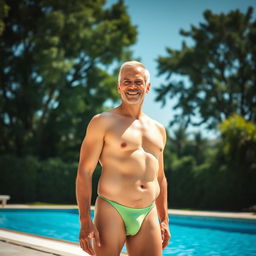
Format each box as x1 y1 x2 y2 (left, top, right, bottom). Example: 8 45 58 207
97 177 160 207
98 195 155 210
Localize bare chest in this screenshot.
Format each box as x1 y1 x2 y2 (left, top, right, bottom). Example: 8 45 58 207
104 119 163 158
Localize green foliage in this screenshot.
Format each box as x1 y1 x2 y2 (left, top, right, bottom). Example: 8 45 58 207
166 127 208 165
165 114 256 210
37 158 77 203
156 7 256 129
0 155 96 204
219 113 256 164
167 156 197 208
0 0 9 35
158 7 256 211
216 115 256 209
0 0 137 159
164 129 214 209
0 155 39 202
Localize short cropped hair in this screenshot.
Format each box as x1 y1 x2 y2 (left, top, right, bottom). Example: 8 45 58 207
118 61 150 85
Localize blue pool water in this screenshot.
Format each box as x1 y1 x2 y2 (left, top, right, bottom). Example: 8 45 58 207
0 209 256 256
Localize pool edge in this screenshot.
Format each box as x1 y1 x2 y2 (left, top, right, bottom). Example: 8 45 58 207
2 204 255 220
0 228 128 256
168 209 256 220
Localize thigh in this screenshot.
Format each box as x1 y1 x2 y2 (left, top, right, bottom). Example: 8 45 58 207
94 197 126 256
126 207 162 256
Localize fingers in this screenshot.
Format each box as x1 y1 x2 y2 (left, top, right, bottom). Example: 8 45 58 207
80 238 93 255
162 231 170 249
86 237 96 255
79 234 96 255
94 230 101 247
160 224 171 249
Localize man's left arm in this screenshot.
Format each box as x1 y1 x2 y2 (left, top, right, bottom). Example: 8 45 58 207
156 126 171 249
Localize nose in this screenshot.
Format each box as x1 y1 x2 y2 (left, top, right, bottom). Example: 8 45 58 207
128 81 140 88
129 83 137 88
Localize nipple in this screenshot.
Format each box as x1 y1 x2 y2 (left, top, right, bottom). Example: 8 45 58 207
121 142 127 148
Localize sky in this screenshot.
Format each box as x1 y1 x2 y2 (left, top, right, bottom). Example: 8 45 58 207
106 0 255 139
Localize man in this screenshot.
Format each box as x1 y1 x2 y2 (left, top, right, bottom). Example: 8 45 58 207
76 61 170 256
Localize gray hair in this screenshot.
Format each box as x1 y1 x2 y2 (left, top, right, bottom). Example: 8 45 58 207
118 61 150 85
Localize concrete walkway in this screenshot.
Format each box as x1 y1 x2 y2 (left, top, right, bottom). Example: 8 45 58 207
0 240 61 256
0 228 127 256
0 228 89 256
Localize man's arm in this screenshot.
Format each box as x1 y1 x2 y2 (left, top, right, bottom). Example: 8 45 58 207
76 114 105 255
156 126 171 249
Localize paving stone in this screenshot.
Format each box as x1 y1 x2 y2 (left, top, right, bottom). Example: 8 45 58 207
0 241 59 256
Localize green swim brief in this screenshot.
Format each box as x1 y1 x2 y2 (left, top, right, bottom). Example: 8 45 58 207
98 195 155 236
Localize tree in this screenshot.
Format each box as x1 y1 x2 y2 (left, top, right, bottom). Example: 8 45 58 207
0 0 9 36
170 125 189 158
218 113 256 166
165 115 256 210
0 0 137 159
213 114 256 209
156 7 256 129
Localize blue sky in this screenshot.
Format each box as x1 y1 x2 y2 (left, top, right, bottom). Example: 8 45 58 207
106 0 255 138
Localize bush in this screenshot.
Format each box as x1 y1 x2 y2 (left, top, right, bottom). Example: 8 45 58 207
0 155 78 204
37 158 77 203
165 115 256 211
167 156 197 209
0 155 38 202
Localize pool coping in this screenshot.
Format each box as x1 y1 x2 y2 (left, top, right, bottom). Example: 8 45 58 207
168 209 256 220
0 227 88 256
0 228 128 256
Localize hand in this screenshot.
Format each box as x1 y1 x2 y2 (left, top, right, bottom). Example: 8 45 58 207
79 220 101 255
160 221 171 249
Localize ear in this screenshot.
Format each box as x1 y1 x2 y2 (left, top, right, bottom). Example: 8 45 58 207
117 83 121 94
146 82 151 93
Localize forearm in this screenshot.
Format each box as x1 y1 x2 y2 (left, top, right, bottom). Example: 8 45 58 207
76 170 93 226
156 176 169 224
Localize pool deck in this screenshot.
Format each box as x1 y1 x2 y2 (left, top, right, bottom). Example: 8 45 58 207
0 228 130 256
0 204 255 256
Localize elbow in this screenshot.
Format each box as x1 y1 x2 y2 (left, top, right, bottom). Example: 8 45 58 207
76 168 93 184
158 174 167 186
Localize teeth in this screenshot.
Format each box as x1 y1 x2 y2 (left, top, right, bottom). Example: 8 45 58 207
127 92 138 95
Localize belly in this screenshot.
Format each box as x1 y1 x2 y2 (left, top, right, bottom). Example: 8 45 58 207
101 147 158 178
98 148 160 207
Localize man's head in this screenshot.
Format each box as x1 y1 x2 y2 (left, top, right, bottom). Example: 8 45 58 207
117 61 151 105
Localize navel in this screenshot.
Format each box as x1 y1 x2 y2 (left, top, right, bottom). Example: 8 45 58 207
121 142 127 148
140 185 145 189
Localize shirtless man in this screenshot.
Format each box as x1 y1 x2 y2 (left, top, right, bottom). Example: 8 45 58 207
76 61 170 256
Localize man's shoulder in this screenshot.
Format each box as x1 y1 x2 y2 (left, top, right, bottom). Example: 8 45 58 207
91 109 117 121
144 115 166 144
145 115 166 132
89 109 117 128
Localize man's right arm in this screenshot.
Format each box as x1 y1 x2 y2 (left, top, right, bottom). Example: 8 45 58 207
75 114 105 254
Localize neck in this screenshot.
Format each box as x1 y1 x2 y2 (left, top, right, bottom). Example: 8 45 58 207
119 102 144 119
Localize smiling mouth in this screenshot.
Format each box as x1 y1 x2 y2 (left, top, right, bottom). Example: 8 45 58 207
126 91 140 96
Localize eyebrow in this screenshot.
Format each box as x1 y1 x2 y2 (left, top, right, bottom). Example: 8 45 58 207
123 77 143 81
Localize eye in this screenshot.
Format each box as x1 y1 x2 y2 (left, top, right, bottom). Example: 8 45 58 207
135 80 143 86
123 80 131 85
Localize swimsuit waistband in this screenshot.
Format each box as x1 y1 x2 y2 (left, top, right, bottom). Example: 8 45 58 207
98 195 155 210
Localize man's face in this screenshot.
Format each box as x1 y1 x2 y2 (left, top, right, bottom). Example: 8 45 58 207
118 65 150 105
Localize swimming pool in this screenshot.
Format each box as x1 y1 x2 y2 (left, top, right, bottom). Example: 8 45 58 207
0 209 256 256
